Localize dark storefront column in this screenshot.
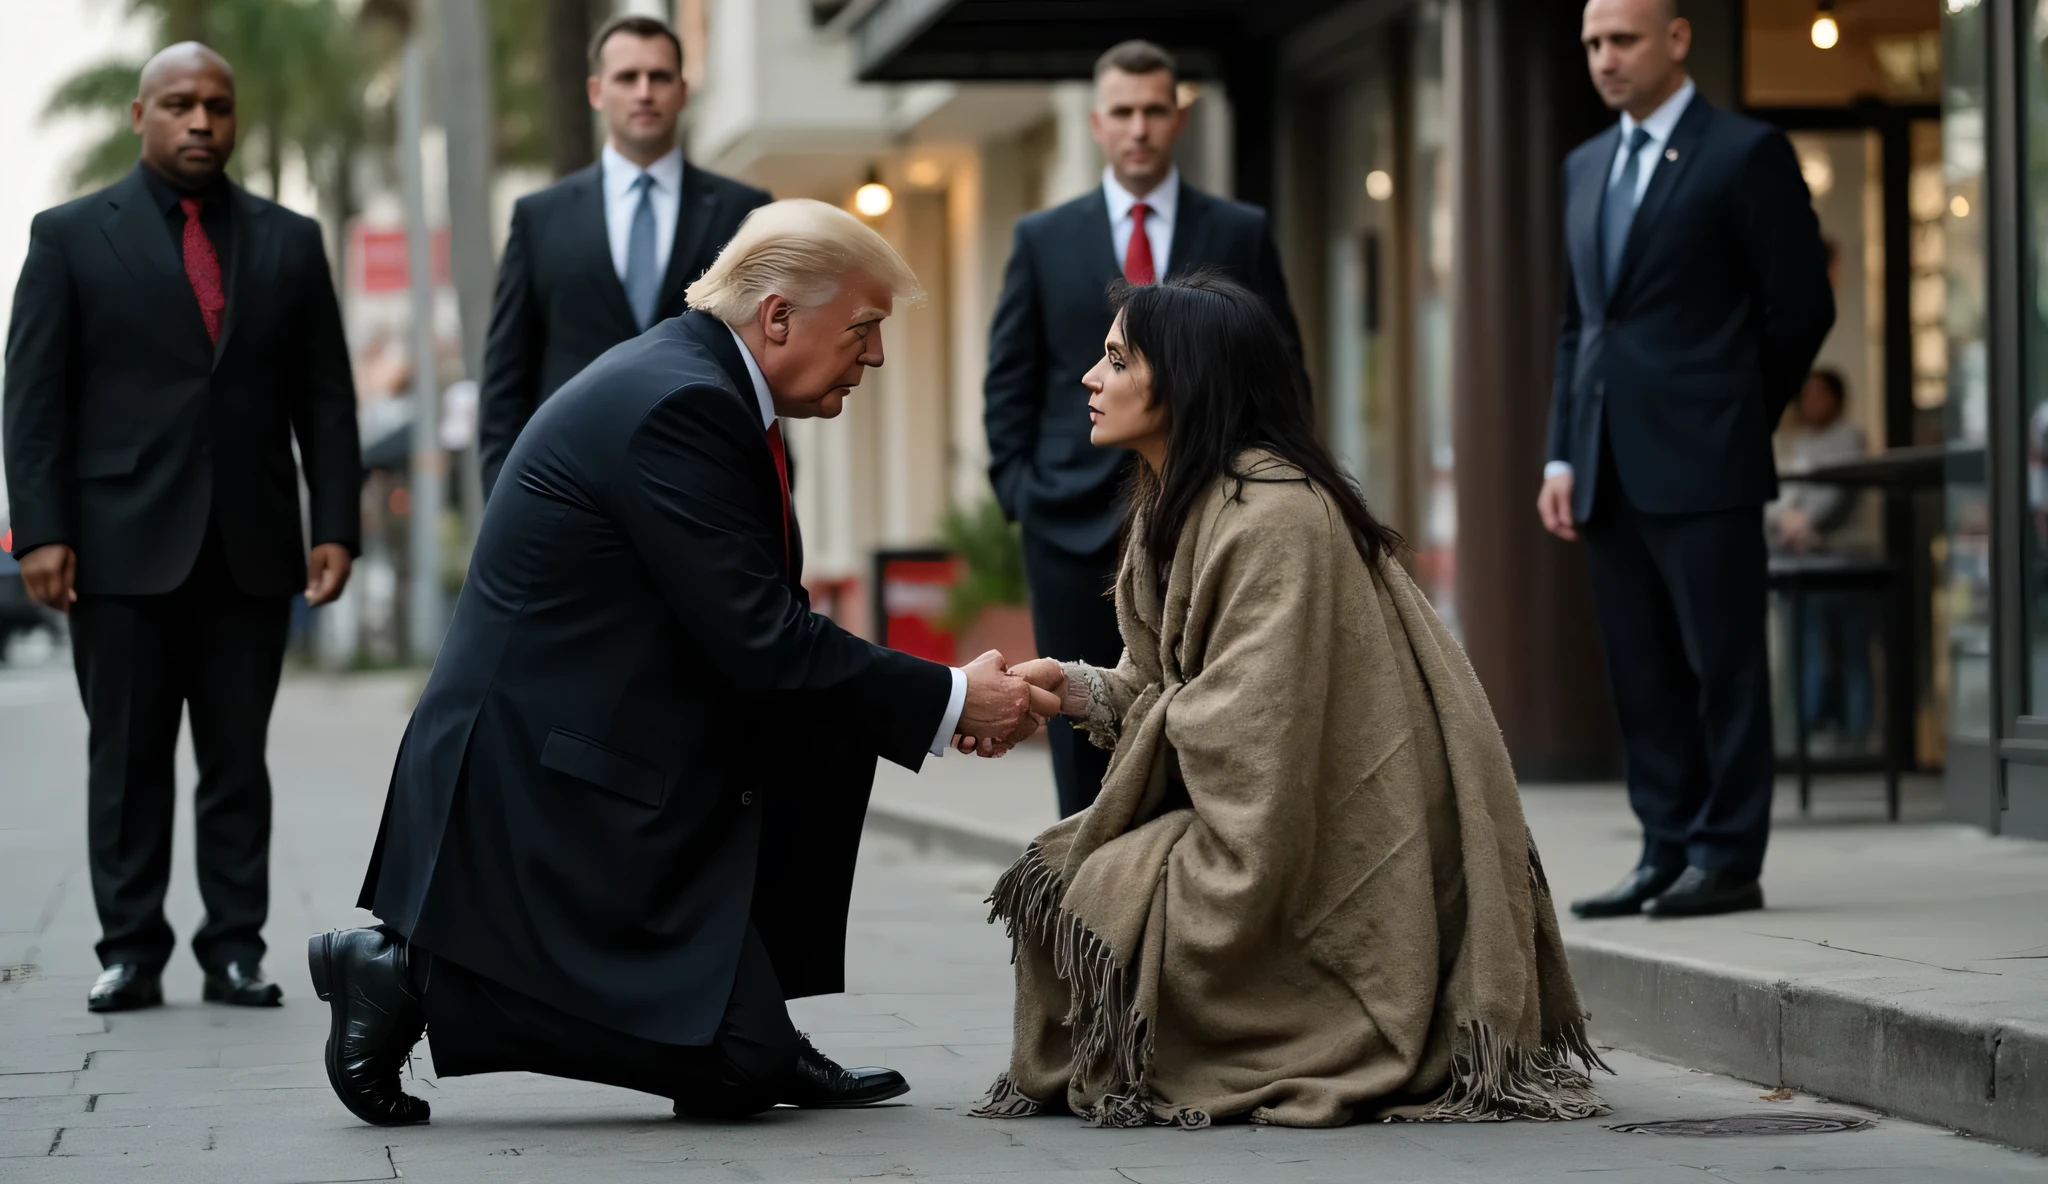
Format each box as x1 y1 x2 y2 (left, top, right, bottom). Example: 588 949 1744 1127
1449 0 1622 780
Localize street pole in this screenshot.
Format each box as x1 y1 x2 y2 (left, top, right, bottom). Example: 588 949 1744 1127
398 36 447 661
439 0 495 546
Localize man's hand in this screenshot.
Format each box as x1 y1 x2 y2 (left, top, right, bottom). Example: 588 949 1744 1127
1537 473 1577 542
305 543 354 607
1009 657 1089 718
955 649 1060 757
18 544 77 612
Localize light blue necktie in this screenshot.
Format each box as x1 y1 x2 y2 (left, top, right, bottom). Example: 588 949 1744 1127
624 173 660 331
1602 127 1653 293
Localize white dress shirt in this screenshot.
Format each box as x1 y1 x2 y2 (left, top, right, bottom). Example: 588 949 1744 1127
602 144 685 285
727 329 969 757
1104 166 1180 278
1546 79 1697 483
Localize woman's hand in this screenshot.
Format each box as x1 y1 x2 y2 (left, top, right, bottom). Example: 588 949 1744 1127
1010 658 1088 718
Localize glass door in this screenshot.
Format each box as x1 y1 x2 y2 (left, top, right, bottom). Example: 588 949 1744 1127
1996 0 2048 835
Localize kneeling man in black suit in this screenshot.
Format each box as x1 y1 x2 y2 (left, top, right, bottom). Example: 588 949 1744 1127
313 200 1053 1126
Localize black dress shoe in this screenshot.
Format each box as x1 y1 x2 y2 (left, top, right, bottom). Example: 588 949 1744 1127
782 1034 909 1108
203 962 283 1007
87 964 163 1013
1643 867 1764 919
1570 864 1684 919
308 927 431 1126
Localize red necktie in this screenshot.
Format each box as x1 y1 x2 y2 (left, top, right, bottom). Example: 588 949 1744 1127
765 421 792 568
180 197 225 342
1123 201 1155 285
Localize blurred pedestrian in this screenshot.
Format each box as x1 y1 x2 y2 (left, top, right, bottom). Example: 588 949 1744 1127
983 39 1304 818
2 43 362 1011
1768 369 1875 752
1537 0 1833 919
478 14 771 498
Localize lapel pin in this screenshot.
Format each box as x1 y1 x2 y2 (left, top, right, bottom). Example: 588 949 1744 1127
1666 148 1679 162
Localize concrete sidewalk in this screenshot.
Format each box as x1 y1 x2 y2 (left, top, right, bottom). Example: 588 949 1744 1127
869 742 2048 1153
1 665 2044 1182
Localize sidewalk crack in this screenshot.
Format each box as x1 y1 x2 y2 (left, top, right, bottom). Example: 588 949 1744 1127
1748 932 2000 975
46 1128 63 1157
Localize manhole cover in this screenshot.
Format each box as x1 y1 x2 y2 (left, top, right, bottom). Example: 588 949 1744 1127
1612 1113 1872 1137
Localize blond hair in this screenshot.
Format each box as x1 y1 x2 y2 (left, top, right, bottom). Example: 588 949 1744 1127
685 199 924 325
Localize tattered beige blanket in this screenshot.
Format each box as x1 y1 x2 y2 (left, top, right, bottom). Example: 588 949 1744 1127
975 453 1607 1128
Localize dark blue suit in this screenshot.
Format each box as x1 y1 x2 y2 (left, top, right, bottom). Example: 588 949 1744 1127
983 180 1301 816
1550 94 1833 877
478 161 772 499
358 312 951 1101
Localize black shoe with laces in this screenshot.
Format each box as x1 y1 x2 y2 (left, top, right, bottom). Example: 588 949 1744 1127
308 926 432 1126
781 1034 908 1108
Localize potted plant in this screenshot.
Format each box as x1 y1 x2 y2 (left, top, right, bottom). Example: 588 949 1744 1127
939 498 1037 666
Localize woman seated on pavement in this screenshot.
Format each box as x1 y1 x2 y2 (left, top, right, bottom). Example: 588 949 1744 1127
974 274 1608 1129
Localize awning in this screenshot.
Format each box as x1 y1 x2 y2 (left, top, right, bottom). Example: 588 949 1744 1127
851 0 1340 82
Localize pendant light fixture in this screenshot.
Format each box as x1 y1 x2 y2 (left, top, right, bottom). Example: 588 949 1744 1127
853 166 894 218
1811 0 1841 50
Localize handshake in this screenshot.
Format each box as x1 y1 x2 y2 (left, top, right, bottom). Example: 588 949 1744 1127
950 651 1086 758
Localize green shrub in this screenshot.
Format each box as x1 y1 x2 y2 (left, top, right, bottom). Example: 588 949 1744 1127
938 499 1027 630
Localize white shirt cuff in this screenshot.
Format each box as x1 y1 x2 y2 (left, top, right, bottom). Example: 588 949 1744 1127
1544 461 1574 480
927 667 968 758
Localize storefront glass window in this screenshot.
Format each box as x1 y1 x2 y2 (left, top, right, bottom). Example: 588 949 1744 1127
1410 0 1457 634
2022 0 2048 713
1942 0 1991 743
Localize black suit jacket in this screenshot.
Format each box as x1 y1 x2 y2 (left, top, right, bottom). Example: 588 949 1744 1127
478 159 771 498
3 165 361 594
359 311 953 1046
1549 96 1835 522
983 181 1304 555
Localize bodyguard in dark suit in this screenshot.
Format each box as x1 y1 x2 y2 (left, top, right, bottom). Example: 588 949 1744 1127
315 201 1052 1127
985 40 1303 817
478 14 770 498
1540 0 1833 919
3 44 361 1010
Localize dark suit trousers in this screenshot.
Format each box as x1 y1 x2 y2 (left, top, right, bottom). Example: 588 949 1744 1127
1021 529 1124 818
70 521 290 973
418 924 800 1118
1581 434 1774 878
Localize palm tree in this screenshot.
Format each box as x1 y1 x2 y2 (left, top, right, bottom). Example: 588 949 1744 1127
43 0 374 200
543 0 602 177
47 0 554 198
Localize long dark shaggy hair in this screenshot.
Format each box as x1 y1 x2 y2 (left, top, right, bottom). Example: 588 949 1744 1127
1112 272 1403 587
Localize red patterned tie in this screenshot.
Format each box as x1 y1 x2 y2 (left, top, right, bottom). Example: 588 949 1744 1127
765 421 792 568
180 197 225 342
1123 201 1155 285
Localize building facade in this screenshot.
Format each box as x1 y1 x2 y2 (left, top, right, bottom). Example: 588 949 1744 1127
835 0 2047 839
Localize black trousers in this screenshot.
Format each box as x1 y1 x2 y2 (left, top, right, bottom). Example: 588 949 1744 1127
1581 439 1774 878
418 925 800 1118
1021 528 1125 818
69 522 290 973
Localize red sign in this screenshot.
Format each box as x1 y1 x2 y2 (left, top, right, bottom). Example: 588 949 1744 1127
351 225 451 293
879 557 959 665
